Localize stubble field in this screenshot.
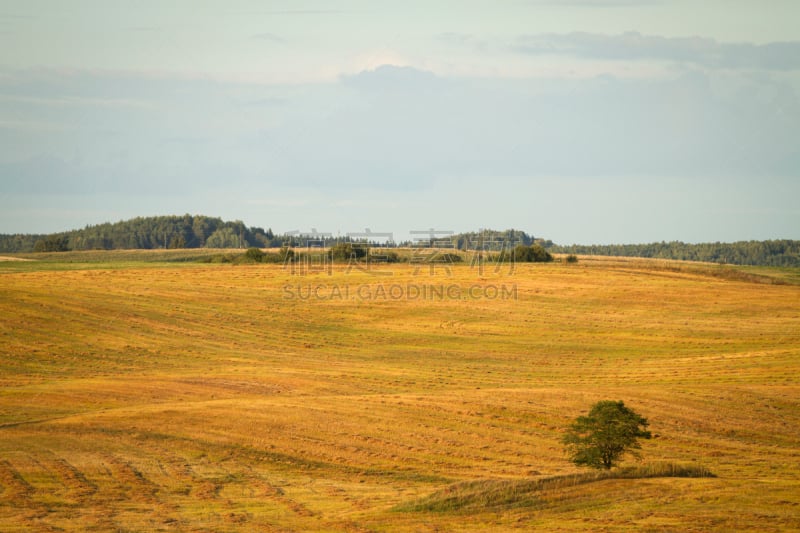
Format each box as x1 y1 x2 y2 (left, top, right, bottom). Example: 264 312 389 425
1 253 799 531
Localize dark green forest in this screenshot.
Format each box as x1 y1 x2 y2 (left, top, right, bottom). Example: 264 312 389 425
399 229 548 250
0 215 279 253
550 240 800 267
1 215 797 266
0 217 538 254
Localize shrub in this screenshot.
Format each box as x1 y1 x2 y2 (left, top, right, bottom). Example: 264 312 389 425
278 247 295 263
432 252 463 263
329 242 368 261
499 244 553 263
530 244 552 262
244 247 265 262
370 250 400 263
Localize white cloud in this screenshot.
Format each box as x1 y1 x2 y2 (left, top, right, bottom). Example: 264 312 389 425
513 32 800 71
1 59 798 241
523 0 664 5
0 92 153 109
251 32 285 43
345 50 412 76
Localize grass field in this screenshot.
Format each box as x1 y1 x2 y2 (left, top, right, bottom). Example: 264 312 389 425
1 252 799 531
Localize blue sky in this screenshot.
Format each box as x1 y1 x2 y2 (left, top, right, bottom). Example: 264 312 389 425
1 1 798 244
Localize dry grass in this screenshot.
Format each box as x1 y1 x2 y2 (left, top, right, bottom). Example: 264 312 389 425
0 255 799 531
396 463 716 513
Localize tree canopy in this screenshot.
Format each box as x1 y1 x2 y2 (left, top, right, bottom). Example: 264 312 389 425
551 240 800 267
0 215 280 252
562 400 652 470
497 244 553 263
2 217 797 267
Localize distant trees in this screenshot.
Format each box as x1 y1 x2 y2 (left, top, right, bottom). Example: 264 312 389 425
328 242 368 261
192 216 211 247
498 244 553 263
206 227 241 248
2 218 798 267
404 229 536 250
244 247 265 262
562 400 652 470
278 246 295 264
551 240 800 267
0 215 282 252
0 234 38 253
33 234 69 252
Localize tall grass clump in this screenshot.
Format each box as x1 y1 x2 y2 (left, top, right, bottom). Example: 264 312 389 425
396 463 715 513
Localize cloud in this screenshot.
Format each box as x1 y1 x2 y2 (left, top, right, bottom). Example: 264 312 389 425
341 64 440 90
0 14 39 20
525 0 663 5
256 10 346 16
0 92 153 109
0 118 68 132
237 96 288 107
251 32 285 44
514 32 800 70
437 32 489 53
126 26 159 33
1 64 798 211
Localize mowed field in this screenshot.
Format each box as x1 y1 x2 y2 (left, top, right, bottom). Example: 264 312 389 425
1 253 799 531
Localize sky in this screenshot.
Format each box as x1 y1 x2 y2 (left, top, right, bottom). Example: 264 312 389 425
1 0 799 244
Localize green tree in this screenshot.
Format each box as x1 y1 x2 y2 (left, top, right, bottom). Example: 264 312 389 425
562 400 652 470
206 227 240 248
33 234 70 252
512 244 533 262
169 235 187 249
499 244 553 263
278 246 295 264
529 243 552 262
329 242 368 261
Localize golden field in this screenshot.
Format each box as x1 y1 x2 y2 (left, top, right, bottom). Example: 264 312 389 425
0 253 798 531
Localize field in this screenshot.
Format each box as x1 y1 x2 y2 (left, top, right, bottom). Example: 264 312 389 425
1 252 799 531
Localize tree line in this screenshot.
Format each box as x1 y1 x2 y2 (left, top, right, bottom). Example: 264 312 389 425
1 215 796 267
0 220 545 254
0 215 279 253
398 229 553 251
550 240 800 267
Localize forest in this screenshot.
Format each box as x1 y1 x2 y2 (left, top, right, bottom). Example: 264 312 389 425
550 240 800 267
0 218 537 254
0 215 279 252
0 215 797 267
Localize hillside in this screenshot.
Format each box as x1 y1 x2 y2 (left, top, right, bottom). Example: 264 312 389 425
1 256 798 530
1 214 798 266
0 214 277 253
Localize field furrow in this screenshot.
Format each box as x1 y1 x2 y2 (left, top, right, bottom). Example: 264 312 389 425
1 258 798 530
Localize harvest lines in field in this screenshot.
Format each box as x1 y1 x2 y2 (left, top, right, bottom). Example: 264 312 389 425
1 257 798 530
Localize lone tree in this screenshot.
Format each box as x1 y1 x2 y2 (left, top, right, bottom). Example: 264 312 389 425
562 400 652 470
